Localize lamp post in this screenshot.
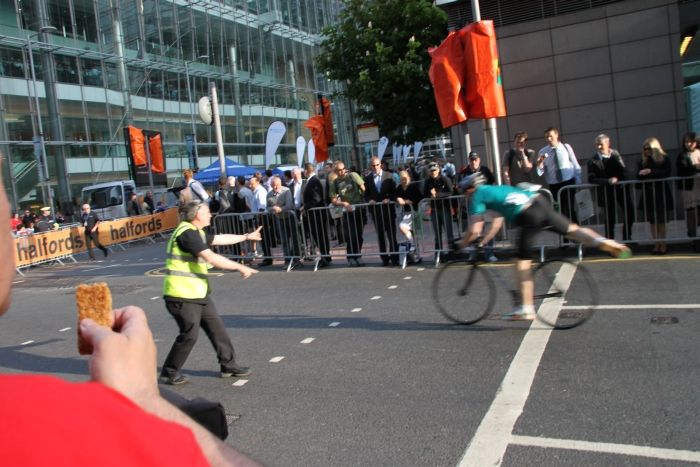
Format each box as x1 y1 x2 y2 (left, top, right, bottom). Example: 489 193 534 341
27 25 57 211
185 55 209 169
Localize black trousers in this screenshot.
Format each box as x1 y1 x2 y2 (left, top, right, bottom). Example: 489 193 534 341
305 208 331 259
549 178 578 224
600 186 634 240
341 209 364 258
161 297 238 377
85 229 107 259
370 204 398 264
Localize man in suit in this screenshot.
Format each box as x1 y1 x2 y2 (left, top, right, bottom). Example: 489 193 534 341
267 176 301 269
301 163 331 267
587 134 634 241
364 156 399 266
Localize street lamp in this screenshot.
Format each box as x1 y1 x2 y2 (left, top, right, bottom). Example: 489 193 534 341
27 26 57 211
185 55 209 169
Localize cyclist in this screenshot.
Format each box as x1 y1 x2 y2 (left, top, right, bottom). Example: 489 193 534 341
456 173 630 320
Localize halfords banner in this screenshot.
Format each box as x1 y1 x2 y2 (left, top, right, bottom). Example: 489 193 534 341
14 208 179 268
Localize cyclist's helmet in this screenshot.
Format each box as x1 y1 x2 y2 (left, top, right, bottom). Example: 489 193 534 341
458 172 487 191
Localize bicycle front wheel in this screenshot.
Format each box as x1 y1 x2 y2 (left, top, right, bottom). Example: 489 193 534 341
432 261 495 324
533 259 598 329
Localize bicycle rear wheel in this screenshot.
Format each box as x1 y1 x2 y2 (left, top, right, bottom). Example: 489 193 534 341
533 259 598 329
432 261 495 324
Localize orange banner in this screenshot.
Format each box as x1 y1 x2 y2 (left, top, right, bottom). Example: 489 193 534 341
127 125 147 166
149 133 165 173
14 208 179 268
304 115 329 162
429 31 468 128
460 21 507 119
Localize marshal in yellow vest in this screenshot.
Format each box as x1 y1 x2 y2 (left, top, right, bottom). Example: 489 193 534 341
163 222 209 299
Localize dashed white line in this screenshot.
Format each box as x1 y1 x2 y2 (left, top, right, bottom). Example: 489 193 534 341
300 338 315 344
151 296 160 300
403 276 413 280
12 280 24 284
328 322 341 327
269 356 285 363
232 379 248 387
21 340 34 346
370 296 381 300
565 304 700 309
351 308 362 313
416 267 425 271
388 285 398 289
59 327 71 332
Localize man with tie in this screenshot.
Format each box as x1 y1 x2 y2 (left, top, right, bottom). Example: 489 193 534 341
536 127 581 222
301 163 331 267
364 156 399 266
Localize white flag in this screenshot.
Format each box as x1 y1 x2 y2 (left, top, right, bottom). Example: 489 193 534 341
403 145 411 164
296 136 306 168
413 141 423 164
264 121 286 169
377 136 389 161
307 139 316 165
393 144 400 167
438 140 446 160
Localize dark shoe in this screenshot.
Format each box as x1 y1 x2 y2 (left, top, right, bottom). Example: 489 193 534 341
160 373 189 385
221 366 252 378
290 259 303 269
259 259 273 267
355 258 365 267
318 259 330 268
103 248 109 258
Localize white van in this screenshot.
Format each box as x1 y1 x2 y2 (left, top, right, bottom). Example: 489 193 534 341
81 180 136 220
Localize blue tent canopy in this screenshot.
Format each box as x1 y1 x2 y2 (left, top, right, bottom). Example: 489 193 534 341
193 158 258 184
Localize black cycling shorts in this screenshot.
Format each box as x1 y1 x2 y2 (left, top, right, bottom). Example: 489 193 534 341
514 195 571 259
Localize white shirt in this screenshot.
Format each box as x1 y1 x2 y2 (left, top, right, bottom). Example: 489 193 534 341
537 143 581 184
238 186 254 212
291 179 303 210
251 185 268 212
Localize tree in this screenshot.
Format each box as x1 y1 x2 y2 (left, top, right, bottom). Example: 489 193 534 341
316 0 447 144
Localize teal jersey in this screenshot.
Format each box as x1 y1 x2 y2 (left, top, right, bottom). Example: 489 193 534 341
469 185 536 222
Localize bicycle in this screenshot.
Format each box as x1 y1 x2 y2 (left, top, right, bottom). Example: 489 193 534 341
431 246 599 329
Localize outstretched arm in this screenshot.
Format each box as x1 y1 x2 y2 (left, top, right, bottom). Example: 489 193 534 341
81 306 262 466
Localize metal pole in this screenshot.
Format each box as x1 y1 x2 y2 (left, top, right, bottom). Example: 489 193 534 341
210 82 226 178
470 0 503 186
185 61 199 164
27 32 53 211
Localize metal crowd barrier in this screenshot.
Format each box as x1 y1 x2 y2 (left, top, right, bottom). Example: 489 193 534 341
557 174 700 256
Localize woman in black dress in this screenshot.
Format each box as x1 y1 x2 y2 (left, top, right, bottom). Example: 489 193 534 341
637 137 672 254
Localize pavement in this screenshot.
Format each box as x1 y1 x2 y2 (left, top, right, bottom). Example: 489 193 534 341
2 239 700 466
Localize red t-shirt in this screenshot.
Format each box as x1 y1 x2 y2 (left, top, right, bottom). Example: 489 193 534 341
0 375 209 466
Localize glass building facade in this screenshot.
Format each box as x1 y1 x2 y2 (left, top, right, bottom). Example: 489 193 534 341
0 0 355 213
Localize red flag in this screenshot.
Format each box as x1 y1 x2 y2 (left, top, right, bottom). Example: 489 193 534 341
319 96 335 147
304 115 328 162
460 21 507 119
127 125 147 167
148 133 165 173
428 31 468 129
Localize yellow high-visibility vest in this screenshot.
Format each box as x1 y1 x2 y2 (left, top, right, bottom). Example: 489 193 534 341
163 222 209 299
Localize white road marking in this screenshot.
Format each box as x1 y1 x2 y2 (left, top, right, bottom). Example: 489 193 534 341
59 327 71 332
416 267 425 271
511 436 700 463
403 276 412 280
565 304 700 309
232 379 248 387
12 280 24 284
151 296 160 300
21 340 34 345
83 264 120 272
269 356 285 363
370 296 381 300
328 322 340 327
351 308 362 313
388 285 398 289
458 262 575 467
300 338 315 344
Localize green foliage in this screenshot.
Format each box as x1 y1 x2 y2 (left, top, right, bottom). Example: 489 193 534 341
317 0 448 144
